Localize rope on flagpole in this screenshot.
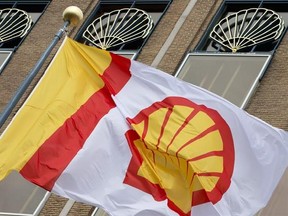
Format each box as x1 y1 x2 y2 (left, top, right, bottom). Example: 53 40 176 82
0 6 83 129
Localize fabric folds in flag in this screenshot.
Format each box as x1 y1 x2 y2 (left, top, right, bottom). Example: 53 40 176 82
0 37 288 216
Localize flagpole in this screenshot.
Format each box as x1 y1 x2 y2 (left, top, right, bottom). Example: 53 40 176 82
0 6 83 129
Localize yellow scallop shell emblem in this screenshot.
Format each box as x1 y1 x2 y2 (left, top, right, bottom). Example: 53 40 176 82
124 97 234 215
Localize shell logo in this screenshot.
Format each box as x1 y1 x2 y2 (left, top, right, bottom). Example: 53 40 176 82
123 97 234 215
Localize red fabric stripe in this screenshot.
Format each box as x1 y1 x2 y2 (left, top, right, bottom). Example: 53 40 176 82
20 87 115 191
100 53 131 95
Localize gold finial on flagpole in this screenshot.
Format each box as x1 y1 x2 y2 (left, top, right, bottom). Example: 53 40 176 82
63 6 83 27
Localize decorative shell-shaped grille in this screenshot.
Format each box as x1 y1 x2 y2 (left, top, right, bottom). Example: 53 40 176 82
82 8 153 50
0 8 32 43
210 8 285 52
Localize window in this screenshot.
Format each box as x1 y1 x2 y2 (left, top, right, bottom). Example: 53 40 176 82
196 0 288 52
0 171 49 215
0 1 50 49
91 207 109 216
113 51 137 59
0 1 50 74
175 53 271 108
176 0 287 108
76 0 171 59
0 51 12 71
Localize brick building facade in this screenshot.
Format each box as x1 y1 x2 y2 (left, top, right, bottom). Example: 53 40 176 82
0 0 287 215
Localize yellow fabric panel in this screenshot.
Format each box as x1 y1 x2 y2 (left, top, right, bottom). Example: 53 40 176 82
0 37 111 180
130 103 225 213
197 176 220 192
158 105 195 152
167 110 215 155
177 130 223 159
135 137 192 214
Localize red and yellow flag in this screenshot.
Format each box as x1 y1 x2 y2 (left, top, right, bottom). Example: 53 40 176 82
0 37 114 189
1 37 288 216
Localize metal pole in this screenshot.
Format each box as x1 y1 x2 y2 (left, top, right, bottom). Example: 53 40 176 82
0 21 70 128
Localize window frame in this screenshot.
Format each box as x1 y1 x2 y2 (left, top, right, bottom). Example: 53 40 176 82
178 0 288 109
0 50 13 75
0 171 50 216
75 0 172 58
0 1 50 49
175 52 272 108
113 51 137 59
0 1 51 74
195 0 288 53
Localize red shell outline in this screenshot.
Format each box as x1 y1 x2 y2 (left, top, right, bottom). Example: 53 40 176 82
124 96 235 215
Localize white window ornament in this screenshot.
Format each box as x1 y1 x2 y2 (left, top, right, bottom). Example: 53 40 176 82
209 8 285 52
82 8 153 50
0 8 32 44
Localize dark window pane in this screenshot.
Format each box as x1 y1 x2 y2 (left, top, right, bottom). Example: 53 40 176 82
76 1 171 53
196 1 288 52
0 1 50 49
